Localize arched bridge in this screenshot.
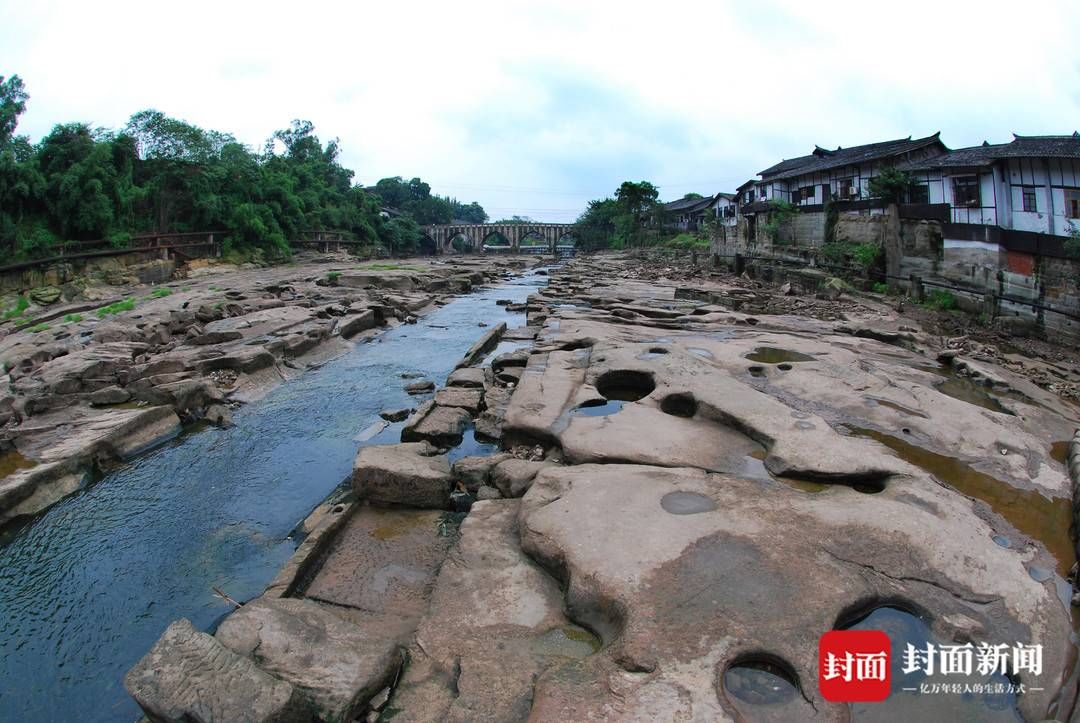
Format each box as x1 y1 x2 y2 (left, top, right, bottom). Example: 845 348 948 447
424 222 577 254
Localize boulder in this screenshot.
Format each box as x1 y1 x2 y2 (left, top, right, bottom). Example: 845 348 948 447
446 367 485 388
434 387 483 414
29 286 63 305
87 385 131 406
401 403 471 447
491 458 552 498
124 618 307 723
216 597 400 722
451 453 511 493
352 442 452 508
475 485 501 501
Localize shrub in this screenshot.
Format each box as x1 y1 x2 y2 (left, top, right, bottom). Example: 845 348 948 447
27 322 50 333
64 313 83 323
96 298 136 318
923 290 957 311
3 295 29 320
872 282 889 294
1066 226 1080 261
326 271 341 282
150 287 172 298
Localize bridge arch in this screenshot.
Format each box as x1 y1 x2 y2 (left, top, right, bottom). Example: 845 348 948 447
447 232 477 253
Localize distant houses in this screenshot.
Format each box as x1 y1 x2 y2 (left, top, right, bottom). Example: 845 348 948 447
672 130 1080 338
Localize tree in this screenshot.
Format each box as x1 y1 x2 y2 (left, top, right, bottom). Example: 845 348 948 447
614 181 660 247
574 198 619 251
867 167 913 204
761 199 798 244
0 75 28 147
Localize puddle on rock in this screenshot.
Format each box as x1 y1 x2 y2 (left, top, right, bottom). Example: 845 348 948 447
0 450 38 478
688 347 714 359
746 347 815 364
1050 440 1070 466
723 659 800 706
571 399 625 417
741 449 828 493
845 607 1021 721
660 491 718 515
851 427 1074 576
531 626 602 659
446 428 498 463
935 378 1014 415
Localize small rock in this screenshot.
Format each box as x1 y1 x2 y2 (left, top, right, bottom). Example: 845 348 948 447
204 403 233 428
379 408 413 422
29 286 62 305
404 380 435 394
475 485 502 501
88 385 131 406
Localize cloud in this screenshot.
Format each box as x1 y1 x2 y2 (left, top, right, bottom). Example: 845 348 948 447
2 0 1079 221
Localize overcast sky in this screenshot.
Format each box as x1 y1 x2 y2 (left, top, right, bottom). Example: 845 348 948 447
4 0 1079 222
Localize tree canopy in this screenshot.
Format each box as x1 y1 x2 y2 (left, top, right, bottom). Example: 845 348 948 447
574 180 662 250
0 76 487 262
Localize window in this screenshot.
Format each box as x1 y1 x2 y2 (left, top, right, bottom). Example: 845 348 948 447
800 186 815 204
744 190 754 204
909 184 929 204
758 186 768 200
952 176 980 207
838 178 855 200
1066 190 1080 218
1021 186 1037 213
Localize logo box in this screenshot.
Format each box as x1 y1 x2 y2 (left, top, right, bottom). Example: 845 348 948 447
819 630 892 702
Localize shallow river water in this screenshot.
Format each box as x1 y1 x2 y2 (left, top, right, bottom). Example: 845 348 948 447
0 269 545 722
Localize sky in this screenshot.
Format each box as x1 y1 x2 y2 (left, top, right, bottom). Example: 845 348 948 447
3 0 1079 223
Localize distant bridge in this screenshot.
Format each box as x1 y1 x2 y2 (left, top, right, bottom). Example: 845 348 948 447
424 222 577 254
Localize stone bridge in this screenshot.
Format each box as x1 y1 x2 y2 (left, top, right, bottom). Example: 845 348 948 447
424 222 577 254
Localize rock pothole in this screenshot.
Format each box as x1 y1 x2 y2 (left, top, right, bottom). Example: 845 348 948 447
594 370 655 402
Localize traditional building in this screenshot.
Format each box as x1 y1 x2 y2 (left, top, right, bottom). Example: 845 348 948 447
737 133 949 243
661 195 716 232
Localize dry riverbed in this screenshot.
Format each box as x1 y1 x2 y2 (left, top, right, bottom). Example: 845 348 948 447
127 252 1080 722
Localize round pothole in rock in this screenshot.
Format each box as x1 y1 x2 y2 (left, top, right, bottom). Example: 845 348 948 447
794 421 815 430
660 393 697 418
571 399 624 417
723 658 799 706
748 365 767 378
1028 566 1052 582
688 347 714 359
777 363 793 371
746 347 815 364
661 491 717 515
992 534 1011 548
594 370 655 402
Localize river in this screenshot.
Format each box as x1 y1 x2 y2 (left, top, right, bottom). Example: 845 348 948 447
0 269 546 722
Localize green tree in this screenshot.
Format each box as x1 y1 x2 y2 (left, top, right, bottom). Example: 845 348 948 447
0 75 28 147
867 167 912 204
614 180 660 247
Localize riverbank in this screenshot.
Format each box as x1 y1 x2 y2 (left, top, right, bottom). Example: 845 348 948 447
0 252 536 530
129 251 1080 722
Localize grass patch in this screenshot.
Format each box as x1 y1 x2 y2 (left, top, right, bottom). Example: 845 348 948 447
659 233 710 250
872 282 889 294
27 322 50 333
63 313 84 323
3 296 29 320
922 290 958 311
326 271 342 282
96 298 137 318
361 263 423 271
150 287 172 298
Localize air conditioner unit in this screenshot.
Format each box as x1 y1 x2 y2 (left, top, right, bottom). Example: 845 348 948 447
848 186 857 197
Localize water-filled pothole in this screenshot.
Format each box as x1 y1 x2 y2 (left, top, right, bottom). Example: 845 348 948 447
1050 440 1070 466
595 370 655 402
660 393 697 418
0 450 38 478
660 491 717 515
746 347 815 364
571 399 624 417
935 378 1014 415
850 426 1074 575
748 365 767 378
841 606 1021 721
723 658 800 706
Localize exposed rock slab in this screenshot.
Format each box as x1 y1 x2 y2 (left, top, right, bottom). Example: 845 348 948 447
124 618 307 723
216 596 400 722
352 441 451 508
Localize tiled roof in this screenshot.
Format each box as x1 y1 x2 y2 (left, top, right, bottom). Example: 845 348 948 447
758 133 945 181
901 133 1080 170
663 196 714 213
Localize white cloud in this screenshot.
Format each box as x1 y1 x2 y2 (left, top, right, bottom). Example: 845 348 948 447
3 0 1078 221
